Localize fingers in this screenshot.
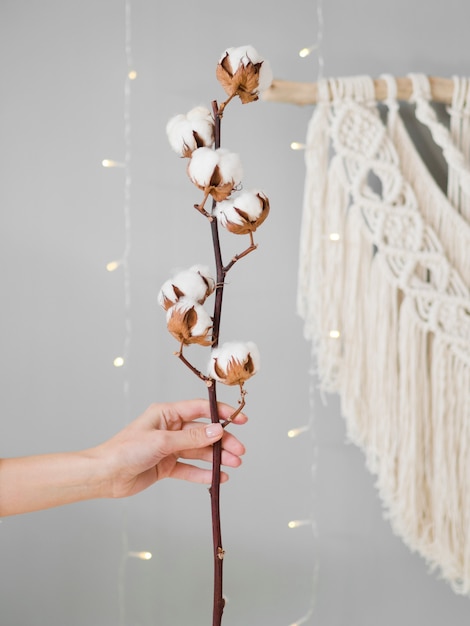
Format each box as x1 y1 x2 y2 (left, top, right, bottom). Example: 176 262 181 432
180 427 245 464
169 461 231 484
157 422 225 458
180 446 243 468
153 398 248 430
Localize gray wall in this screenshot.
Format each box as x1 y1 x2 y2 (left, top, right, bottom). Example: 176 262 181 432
0 1 469 625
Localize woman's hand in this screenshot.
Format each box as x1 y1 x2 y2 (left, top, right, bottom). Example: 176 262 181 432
96 398 248 498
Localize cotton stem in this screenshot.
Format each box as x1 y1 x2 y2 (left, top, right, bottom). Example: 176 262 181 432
174 348 211 384
224 233 258 272
209 98 226 626
221 385 247 428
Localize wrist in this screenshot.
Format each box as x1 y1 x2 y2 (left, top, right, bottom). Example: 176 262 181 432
84 444 117 500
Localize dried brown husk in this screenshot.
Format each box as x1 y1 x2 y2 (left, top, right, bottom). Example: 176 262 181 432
190 162 236 203
167 304 212 346
224 193 270 234
216 53 263 104
213 353 257 385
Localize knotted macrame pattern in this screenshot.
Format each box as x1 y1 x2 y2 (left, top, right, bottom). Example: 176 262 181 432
298 74 470 593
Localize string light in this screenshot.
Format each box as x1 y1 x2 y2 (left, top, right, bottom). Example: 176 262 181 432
102 159 125 168
288 519 312 529
329 232 341 241
287 4 324 625
288 425 310 438
106 260 122 272
290 141 306 151
128 551 152 560
329 329 341 339
114 4 134 622
298 44 318 58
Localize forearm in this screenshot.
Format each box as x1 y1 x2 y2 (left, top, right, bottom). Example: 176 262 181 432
0 449 109 516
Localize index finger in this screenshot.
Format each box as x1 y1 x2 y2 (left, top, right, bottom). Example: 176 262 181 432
156 398 248 429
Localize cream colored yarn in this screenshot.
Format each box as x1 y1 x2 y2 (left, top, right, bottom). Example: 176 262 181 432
298 74 470 593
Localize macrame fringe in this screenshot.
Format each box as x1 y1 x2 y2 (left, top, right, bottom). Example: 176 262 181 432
390 111 470 282
298 75 470 594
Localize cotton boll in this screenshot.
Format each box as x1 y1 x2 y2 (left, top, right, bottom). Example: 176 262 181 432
208 341 260 385
186 106 214 126
220 45 263 70
158 278 180 310
233 190 266 220
188 147 221 186
189 264 216 297
166 298 213 346
184 106 214 148
217 45 273 105
188 148 243 204
158 265 215 310
215 199 245 228
166 114 189 154
215 190 270 234
216 149 243 186
166 107 214 157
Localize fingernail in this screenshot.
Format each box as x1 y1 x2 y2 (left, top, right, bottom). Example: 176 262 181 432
205 423 223 438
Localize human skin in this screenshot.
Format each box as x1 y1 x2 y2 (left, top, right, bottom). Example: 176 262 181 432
0 398 247 517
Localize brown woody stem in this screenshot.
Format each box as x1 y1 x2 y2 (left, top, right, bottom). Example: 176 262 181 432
174 349 211 384
194 189 213 219
193 98 255 626
224 233 258 272
221 385 246 428
209 98 226 626
217 93 235 117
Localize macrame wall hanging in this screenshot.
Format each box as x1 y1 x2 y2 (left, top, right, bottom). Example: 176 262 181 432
265 75 470 593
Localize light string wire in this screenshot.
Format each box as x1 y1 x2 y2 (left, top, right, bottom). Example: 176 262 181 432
291 0 324 154
288 2 324 625
288 352 319 626
117 1 136 624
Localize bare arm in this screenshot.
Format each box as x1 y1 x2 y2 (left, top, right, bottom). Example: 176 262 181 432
0 399 247 517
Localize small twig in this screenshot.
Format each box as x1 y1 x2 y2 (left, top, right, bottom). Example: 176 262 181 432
174 348 211 384
224 234 258 272
194 189 213 219
217 94 235 117
221 385 246 428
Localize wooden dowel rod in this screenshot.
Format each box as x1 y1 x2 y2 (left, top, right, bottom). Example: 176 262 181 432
262 77 455 106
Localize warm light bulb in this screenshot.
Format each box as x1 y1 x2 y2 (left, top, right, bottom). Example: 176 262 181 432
106 260 121 272
128 70 137 80
288 519 311 529
128 551 152 560
288 425 309 438
290 141 306 151
329 232 341 241
298 44 318 58
102 159 125 168
113 357 125 367
329 330 341 339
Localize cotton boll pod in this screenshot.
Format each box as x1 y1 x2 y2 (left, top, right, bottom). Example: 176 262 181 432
216 45 273 105
188 147 243 204
208 341 260 386
166 298 213 347
166 106 215 158
215 190 270 235
158 265 215 311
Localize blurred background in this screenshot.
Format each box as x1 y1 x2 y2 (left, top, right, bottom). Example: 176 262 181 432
0 1 469 625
